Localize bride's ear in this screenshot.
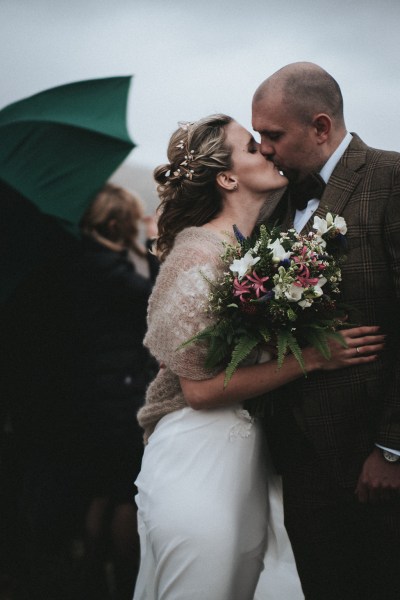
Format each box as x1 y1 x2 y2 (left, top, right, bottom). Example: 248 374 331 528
216 171 238 192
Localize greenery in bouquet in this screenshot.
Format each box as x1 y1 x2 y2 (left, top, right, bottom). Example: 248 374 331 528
183 213 349 386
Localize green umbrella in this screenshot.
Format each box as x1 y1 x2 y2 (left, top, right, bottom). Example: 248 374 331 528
0 76 136 302
0 75 135 231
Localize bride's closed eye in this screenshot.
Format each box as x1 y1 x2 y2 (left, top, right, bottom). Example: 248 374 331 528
247 138 259 154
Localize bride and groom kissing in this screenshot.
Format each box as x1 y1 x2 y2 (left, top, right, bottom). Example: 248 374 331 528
133 62 400 600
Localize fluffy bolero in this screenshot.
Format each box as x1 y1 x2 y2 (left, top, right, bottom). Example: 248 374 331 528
137 227 225 442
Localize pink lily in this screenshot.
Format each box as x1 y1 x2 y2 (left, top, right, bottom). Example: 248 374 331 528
293 247 319 287
245 270 270 298
294 274 320 288
233 277 252 302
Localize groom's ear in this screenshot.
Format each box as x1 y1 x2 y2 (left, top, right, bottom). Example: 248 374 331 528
312 113 331 144
216 171 238 192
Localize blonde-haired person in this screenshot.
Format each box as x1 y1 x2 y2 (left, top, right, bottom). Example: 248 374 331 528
81 183 158 277
76 183 159 599
133 115 384 600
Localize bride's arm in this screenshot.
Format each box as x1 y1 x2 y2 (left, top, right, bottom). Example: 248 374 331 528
180 326 385 409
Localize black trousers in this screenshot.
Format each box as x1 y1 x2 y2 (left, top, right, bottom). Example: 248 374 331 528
282 460 400 600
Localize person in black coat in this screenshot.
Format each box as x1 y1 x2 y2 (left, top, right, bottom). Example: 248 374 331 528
4 184 159 600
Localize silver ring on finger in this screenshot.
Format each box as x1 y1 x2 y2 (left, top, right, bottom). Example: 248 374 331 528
356 346 361 354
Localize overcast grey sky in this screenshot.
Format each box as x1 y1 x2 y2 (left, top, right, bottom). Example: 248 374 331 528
1 0 399 169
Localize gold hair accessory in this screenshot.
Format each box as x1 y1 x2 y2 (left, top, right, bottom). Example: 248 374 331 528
173 137 197 180
177 121 195 131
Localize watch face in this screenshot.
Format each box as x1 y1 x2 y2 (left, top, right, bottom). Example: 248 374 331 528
383 450 400 463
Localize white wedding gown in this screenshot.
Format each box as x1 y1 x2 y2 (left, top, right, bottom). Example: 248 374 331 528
254 475 304 600
133 228 303 599
133 404 304 600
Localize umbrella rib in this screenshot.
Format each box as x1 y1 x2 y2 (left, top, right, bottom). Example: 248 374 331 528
0 119 135 147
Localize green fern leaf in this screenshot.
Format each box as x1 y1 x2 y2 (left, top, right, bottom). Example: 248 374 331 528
326 330 347 347
176 324 216 351
286 331 306 374
204 337 230 369
224 336 259 387
302 327 331 359
276 329 290 368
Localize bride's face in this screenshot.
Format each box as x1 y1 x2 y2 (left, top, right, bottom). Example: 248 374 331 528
225 121 288 194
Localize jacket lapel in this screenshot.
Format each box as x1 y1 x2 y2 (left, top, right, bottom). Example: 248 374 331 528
301 134 368 235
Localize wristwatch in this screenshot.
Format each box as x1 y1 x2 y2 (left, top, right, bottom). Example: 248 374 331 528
382 449 400 463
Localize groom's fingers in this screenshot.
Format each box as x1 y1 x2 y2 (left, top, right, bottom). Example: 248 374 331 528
348 354 379 365
341 325 381 337
340 335 385 355
351 342 385 356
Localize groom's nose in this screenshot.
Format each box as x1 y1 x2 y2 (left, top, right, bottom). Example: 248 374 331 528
259 138 274 158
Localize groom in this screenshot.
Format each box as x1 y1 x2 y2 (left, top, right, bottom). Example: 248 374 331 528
252 62 400 600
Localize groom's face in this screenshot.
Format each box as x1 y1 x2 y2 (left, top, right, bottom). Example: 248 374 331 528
252 96 322 182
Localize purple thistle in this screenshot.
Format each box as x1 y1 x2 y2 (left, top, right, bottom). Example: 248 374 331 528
254 291 274 302
232 224 247 244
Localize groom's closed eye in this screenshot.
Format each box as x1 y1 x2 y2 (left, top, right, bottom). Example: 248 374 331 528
263 131 282 141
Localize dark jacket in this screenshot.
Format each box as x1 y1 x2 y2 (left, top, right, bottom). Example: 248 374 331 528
262 134 400 487
4 235 159 496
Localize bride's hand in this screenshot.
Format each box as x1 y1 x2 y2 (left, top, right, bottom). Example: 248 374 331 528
303 325 385 372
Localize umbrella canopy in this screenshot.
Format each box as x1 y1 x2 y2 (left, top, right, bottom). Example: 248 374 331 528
0 76 135 231
0 76 136 302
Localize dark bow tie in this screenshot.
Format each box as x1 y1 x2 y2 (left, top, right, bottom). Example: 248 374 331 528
288 173 326 211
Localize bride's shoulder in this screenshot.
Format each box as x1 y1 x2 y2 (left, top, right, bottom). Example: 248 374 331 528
175 225 221 245
169 226 222 264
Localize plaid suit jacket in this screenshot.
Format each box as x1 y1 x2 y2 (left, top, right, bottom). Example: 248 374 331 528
261 134 400 486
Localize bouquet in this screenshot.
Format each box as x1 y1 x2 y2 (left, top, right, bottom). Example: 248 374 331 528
182 212 349 386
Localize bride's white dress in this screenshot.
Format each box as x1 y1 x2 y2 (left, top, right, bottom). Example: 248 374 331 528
133 228 304 599
254 475 304 600
134 405 304 600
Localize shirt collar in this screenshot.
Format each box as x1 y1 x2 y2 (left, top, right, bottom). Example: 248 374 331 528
319 131 352 183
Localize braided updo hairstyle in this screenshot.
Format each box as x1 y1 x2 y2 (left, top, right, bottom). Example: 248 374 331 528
154 114 233 261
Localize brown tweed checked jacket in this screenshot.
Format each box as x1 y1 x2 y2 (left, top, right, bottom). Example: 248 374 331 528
260 134 400 487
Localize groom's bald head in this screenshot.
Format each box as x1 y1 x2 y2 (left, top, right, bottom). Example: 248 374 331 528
253 62 345 126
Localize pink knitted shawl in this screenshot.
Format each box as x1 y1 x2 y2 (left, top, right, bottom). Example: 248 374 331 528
137 227 225 443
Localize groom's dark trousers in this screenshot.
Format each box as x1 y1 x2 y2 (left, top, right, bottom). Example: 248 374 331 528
263 398 400 600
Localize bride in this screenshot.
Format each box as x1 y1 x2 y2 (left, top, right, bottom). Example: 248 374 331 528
133 115 384 600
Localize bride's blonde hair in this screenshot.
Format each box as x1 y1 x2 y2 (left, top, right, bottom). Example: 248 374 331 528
154 114 233 261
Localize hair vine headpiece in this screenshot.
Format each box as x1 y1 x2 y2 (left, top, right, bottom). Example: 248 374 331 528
171 121 197 181
177 120 194 132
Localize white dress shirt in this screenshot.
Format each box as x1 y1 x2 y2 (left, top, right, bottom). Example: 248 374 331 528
293 131 353 233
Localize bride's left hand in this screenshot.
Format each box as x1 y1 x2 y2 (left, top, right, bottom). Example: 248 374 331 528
305 325 385 371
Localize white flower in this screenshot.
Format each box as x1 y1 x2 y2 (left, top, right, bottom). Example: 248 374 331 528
313 213 347 236
274 281 304 302
299 298 313 309
268 239 292 263
333 215 347 234
312 276 327 297
285 283 304 302
317 236 327 249
272 282 285 300
229 250 260 279
313 215 330 236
